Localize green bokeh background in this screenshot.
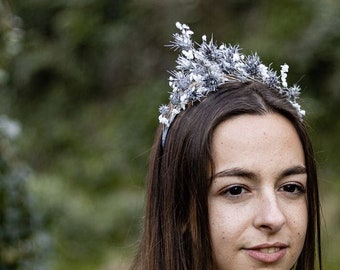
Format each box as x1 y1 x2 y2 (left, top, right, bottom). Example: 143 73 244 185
0 0 339 269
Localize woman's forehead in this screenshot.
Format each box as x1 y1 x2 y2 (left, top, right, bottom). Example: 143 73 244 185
211 113 305 175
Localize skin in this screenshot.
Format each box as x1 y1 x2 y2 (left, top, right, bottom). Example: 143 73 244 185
208 113 308 270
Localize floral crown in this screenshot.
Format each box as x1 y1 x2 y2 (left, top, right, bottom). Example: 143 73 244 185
159 22 305 146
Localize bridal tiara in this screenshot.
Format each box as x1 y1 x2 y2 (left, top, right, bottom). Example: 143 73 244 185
159 22 305 146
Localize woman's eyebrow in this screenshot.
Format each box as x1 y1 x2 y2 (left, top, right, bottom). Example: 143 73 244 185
279 165 307 178
212 165 307 181
212 167 257 180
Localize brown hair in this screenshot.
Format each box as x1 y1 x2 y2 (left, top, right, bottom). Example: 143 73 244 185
131 81 321 270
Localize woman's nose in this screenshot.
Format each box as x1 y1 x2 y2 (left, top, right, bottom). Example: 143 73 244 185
253 191 286 233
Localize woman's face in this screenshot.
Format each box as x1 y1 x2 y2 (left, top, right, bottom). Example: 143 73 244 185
208 113 307 270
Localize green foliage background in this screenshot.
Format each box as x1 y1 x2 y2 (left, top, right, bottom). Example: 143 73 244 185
1 0 339 269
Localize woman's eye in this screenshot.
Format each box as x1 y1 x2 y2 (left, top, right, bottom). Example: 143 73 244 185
280 183 305 194
223 185 248 197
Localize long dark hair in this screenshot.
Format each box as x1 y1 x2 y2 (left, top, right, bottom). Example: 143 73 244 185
131 81 322 270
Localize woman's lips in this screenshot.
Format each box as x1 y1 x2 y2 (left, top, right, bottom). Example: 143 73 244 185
244 243 288 263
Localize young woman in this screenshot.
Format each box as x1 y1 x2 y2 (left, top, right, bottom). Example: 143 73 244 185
131 23 322 270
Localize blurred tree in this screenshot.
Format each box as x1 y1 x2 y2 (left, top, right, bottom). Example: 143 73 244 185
0 1 51 269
